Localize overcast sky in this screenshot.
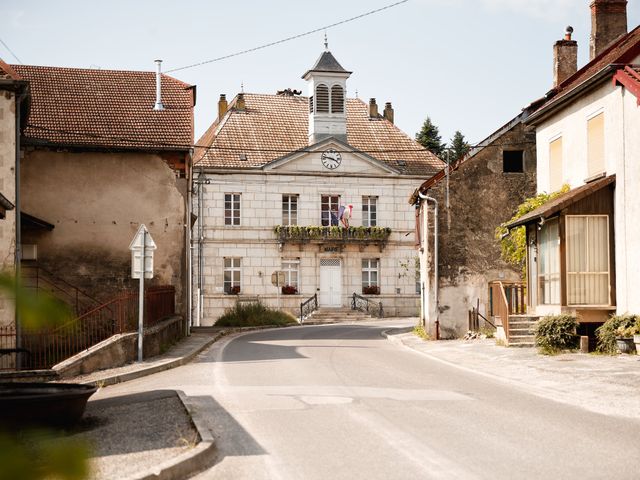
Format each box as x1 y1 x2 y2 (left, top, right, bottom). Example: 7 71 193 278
2 0 639 147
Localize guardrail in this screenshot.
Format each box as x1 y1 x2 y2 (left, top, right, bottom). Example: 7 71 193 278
351 292 384 318
300 293 318 323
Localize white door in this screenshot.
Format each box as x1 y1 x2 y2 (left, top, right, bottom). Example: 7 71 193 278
319 259 342 307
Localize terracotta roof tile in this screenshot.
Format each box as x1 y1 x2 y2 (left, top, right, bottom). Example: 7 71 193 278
0 59 21 80
195 93 443 175
12 64 194 151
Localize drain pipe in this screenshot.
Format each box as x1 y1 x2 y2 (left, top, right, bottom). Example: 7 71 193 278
418 191 439 340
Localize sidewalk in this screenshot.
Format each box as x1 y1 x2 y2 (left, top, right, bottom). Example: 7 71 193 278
387 330 640 421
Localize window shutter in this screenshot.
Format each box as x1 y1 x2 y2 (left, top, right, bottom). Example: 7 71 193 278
316 84 329 113
549 137 563 191
587 113 605 177
331 85 344 113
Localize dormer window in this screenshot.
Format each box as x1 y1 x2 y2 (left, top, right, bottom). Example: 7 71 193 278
316 84 329 113
331 85 344 113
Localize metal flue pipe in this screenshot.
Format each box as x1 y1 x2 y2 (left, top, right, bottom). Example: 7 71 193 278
153 59 165 111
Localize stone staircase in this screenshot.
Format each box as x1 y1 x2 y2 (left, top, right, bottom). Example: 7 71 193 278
303 308 372 325
507 315 539 347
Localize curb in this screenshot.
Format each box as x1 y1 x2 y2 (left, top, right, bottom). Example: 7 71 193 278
128 390 217 480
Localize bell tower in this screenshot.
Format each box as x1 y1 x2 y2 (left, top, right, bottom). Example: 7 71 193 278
302 38 352 145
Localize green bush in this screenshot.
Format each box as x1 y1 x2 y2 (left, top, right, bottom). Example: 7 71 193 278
534 314 579 354
596 314 638 354
215 302 298 328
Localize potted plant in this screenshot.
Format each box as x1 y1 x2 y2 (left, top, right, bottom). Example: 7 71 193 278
281 285 298 295
362 285 380 295
615 325 636 354
230 285 241 295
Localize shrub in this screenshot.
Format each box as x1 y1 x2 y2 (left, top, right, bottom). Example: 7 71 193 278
534 314 579 354
413 324 430 340
215 301 298 328
362 285 380 295
596 314 638 354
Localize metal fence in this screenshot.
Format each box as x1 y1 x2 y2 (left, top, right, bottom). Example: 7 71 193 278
0 285 175 371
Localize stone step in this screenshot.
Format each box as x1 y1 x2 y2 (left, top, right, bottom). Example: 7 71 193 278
509 342 536 348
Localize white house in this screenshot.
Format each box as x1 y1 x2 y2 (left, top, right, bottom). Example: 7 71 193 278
507 1 640 333
192 47 444 324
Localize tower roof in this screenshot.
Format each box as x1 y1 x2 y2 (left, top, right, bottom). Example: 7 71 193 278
302 51 351 79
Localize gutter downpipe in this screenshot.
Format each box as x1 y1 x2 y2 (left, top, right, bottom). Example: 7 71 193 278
15 86 26 360
418 191 439 340
185 148 193 335
196 169 205 327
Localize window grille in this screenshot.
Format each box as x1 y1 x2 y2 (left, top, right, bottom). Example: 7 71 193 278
320 258 341 267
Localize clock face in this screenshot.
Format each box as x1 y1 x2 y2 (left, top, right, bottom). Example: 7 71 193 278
321 149 342 170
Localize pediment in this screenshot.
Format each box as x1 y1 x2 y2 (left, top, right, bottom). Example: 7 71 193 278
263 137 399 176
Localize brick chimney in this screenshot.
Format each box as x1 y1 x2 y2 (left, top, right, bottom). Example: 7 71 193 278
218 94 228 120
590 0 627 60
236 93 246 112
383 102 394 124
553 27 578 87
369 98 378 118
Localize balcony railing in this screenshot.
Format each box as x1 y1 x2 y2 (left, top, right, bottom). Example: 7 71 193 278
275 226 392 250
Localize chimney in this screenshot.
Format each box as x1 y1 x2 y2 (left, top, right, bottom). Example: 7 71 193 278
369 98 378 118
153 59 164 111
236 93 246 111
590 0 627 60
553 26 578 87
218 94 228 120
383 102 394 124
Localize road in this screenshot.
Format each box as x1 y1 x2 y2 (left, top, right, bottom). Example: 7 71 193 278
95 322 640 479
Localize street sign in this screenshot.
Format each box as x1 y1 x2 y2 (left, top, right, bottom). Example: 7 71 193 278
129 224 157 279
271 271 286 287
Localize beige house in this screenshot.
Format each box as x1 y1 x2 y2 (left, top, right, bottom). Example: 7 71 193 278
11 63 195 315
193 48 444 324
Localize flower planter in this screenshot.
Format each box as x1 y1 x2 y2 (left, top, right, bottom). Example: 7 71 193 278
615 337 636 354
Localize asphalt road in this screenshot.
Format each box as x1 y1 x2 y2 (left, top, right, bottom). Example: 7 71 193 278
96 322 640 480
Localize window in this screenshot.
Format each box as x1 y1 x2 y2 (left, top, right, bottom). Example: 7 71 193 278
566 215 610 305
282 195 298 225
282 259 299 292
331 85 344 113
223 258 241 294
315 84 329 113
549 137 563 192
538 219 560 305
362 259 379 294
224 193 241 226
587 113 605 177
503 150 524 173
415 262 421 295
362 196 377 227
321 195 340 226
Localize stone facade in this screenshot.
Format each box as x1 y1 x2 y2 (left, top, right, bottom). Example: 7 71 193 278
194 155 424 324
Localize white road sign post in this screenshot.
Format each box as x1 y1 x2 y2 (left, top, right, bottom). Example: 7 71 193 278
129 224 157 362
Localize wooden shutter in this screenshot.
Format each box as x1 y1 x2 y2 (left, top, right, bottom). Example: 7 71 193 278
587 113 605 177
549 137 563 192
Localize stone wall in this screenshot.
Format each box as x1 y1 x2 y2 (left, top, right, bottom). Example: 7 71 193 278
424 121 537 337
20 149 188 313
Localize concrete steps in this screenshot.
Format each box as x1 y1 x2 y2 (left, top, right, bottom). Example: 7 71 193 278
507 315 539 348
303 308 372 325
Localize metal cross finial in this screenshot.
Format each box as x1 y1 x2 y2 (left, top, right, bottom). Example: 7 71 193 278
324 32 328 51
241 81 244 93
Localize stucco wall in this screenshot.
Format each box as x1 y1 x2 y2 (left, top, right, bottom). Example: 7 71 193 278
420 121 537 338
0 89 16 327
20 150 187 312
194 160 423 324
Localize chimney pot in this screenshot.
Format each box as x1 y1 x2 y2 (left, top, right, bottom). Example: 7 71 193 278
369 98 378 119
218 94 228 120
383 102 394 124
153 59 165 111
553 28 578 87
589 0 628 60
236 93 246 111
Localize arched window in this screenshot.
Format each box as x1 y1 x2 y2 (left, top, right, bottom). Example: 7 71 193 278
331 85 344 114
315 84 329 113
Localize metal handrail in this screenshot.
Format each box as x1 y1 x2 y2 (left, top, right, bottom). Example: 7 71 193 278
351 292 384 318
300 293 318 323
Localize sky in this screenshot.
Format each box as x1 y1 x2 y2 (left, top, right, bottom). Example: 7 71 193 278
1 0 639 147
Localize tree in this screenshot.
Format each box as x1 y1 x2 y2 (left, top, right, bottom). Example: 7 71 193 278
415 117 445 158
446 131 470 164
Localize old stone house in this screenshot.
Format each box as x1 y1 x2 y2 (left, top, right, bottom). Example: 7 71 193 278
506 0 640 340
192 47 444 324
11 62 195 316
410 110 538 338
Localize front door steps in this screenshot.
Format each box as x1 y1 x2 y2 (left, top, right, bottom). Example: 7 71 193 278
507 315 539 347
303 308 372 325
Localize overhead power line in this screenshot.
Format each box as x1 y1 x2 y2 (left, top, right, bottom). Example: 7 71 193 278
166 0 409 73
0 36 22 64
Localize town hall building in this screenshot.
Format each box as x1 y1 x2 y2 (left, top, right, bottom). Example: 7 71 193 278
193 46 444 323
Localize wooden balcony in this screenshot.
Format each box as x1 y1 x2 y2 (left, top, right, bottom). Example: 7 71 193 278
274 225 392 252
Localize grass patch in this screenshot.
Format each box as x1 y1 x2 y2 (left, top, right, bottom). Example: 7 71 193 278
413 324 430 341
215 302 298 328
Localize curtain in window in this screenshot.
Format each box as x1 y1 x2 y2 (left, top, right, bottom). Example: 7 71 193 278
538 219 560 304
